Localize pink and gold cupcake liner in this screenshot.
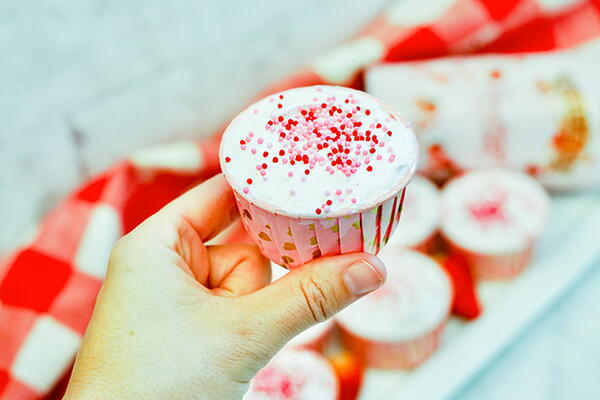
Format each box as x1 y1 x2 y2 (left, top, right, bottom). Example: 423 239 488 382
235 189 406 268
446 239 534 280
337 320 446 370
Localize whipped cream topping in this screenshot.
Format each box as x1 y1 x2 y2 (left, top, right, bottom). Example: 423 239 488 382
220 85 418 218
336 249 451 342
440 169 550 254
244 348 338 400
388 175 440 247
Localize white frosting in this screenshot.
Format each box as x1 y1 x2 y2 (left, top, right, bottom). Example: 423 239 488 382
440 169 550 254
387 175 440 247
244 348 338 400
336 249 451 342
270 263 334 348
220 85 418 218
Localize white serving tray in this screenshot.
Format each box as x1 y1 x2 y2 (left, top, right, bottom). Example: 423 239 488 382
359 190 600 399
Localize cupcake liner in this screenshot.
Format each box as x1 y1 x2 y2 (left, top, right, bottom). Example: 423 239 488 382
235 189 406 268
338 320 446 369
447 238 534 280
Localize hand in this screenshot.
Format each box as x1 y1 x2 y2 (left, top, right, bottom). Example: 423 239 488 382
64 174 386 400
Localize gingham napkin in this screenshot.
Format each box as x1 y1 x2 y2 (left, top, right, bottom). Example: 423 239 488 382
2 1 599 398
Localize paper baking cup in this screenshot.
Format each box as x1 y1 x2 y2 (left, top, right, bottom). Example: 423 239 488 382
338 320 446 369
234 189 406 268
446 239 534 280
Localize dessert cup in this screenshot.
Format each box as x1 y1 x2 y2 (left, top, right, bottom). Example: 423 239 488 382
439 169 550 280
336 249 452 369
220 85 418 268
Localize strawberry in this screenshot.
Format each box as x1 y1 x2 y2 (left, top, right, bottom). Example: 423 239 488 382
328 349 364 400
440 252 482 319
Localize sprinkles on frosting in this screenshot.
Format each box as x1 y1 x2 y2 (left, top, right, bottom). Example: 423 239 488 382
223 87 406 215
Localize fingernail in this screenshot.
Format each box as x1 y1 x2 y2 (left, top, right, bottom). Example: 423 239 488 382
343 258 387 296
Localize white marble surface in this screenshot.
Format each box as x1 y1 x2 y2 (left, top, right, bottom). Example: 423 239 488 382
1 1 599 399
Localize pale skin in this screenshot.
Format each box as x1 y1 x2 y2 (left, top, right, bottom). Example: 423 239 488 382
64 174 387 400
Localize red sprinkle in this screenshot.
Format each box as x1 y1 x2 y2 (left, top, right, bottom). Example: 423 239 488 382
367 166 373 172
316 208 322 215
247 178 253 184
225 156 231 163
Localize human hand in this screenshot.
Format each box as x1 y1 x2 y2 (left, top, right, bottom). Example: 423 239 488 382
64 174 386 400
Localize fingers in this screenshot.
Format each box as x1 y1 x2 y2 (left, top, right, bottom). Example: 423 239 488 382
207 244 271 296
161 174 238 242
207 219 253 246
242 253 386 344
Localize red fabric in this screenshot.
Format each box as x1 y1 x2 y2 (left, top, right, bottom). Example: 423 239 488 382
2 1 599 397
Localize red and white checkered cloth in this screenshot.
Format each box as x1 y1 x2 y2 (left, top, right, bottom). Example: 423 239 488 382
2 0 600 398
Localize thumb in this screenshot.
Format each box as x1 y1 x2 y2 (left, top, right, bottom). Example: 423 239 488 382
245 253 386 345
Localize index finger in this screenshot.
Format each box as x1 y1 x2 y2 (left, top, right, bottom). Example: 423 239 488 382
160 173 239 242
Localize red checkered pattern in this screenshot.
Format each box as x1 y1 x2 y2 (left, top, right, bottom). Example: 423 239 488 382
2 1 600 398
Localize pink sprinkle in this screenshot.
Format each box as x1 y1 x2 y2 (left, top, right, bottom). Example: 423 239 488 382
351 198 357 203
243 187 249 194
267 143 273 149
253 109 258 114
249 131 254 137
376 154 383 160
389 154 396 162
288 171 293 177
258 138 264 144
251 148 257 155
260 171 266 176
336 189 342 196
241 145 247 150
346 187 353 193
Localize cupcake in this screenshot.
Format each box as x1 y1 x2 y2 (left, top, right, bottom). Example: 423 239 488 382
220 85 418 268
244 347 339 400
271 263 334 352
335 249 452 369
387 175 440 253
440 169 550 280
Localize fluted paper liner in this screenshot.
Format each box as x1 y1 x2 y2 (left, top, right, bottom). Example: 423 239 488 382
235 189 406 268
